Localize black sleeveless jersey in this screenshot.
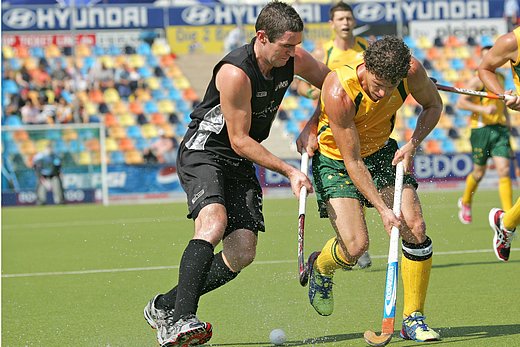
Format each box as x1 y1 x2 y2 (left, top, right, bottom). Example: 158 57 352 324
182 38 295 164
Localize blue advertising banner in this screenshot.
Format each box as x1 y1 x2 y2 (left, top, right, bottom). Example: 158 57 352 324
2 0 506 31
1 5 163 31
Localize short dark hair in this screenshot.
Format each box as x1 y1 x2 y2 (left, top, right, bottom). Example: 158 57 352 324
256 1 304 43
364 36 411 85
329 1 354 20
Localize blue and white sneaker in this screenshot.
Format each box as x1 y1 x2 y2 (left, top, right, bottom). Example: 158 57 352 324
400 311 440 342
307 251 334 316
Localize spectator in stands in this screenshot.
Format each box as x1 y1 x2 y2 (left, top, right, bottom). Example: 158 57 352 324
33 144 65 205
55 96 74 124
38 95 57 124
88 61 114 91
456 45 517 225
504 0 519 32
143 2 330 346
114 65 130 99
143 129 178 164
20 99 40 124
51 59 71 92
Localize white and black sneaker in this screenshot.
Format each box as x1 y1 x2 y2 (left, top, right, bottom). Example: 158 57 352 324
158 314 212 347
144 294 174 330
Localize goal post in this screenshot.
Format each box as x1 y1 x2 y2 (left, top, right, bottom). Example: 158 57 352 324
2 123 109 206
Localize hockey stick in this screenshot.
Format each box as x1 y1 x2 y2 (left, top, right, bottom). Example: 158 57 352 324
430 77 514 101
364 161 405 347
298 152 310 286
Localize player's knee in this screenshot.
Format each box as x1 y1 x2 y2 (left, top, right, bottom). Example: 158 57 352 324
227 247 256 271
401 236 433 261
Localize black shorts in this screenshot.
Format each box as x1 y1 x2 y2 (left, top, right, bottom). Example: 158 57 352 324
177 147 265 237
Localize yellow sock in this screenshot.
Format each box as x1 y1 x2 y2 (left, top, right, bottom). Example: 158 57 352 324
316 237 354 275
503 198 520 230
462 174 478 205
498 177 513 211
402 256 432 318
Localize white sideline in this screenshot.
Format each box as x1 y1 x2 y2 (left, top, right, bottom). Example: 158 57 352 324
2 248 518 279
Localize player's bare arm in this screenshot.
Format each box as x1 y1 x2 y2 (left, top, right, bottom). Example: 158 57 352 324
479 32 520 110
323 71 399 234
294 46 330 90
216 63 312 198
395 58 442 169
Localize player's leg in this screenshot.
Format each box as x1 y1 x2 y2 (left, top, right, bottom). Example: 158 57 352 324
307 151 366 316
152 175 262 313
394 185 439 342
490 125 514 211
308 197 365 316
36 176 47 205
145 150 225 346
458 128 488 224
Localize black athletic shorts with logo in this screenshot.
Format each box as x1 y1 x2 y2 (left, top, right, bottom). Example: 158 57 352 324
177 146 265 237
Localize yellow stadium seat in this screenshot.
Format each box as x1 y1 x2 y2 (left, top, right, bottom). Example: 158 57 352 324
2 46 15 59
105 137 118 152
109 126 127 140
118 113 136 127
141 124 158 138
124 150 144 164
158 100 175 114
77 151 93 165
103 88 120 104
35 139 50 153
128 54 145 68
146 77 160 90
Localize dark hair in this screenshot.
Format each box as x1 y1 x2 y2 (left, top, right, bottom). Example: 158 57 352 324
256 1 304 43
482 45 493 51
364 36 411 85
329 1 354 20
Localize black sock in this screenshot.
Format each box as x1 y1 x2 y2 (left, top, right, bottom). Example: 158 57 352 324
157 251 239 311
169 239 214 321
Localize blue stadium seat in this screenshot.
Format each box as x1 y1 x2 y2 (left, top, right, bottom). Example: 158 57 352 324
29 46 45 58
110 150 125 164
441 140 456 153
126 125 143 139
137 42 152 56
68 140 85 153
134 137 149 151
3 79 19 95
4 115 22 127
53 139 68 154
144 101 158 114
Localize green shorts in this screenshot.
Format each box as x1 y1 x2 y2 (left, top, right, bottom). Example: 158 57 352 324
470 124 511 166
312 138 418 218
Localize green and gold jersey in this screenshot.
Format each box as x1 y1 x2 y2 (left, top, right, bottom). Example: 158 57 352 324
468 73 507 128
322 37 368 70
317 63 410 160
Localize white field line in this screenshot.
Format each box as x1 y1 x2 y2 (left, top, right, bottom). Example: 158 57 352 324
2 248 517 279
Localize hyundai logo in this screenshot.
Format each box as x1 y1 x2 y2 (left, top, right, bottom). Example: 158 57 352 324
3 8 36 29
182 5 214 25
354 3 386 23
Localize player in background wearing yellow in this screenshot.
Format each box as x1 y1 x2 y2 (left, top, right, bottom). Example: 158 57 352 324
296 1 367 101
478 28 520 261
456 46 515 225
296 1 372 269
297 36 442 342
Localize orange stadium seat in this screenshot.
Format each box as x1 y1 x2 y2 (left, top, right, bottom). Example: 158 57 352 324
109 126 127 140
104 113 118 127
13 130 29 142
151 112 167 125
129 101 144 115
118 137 135 152
85 138 101 152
